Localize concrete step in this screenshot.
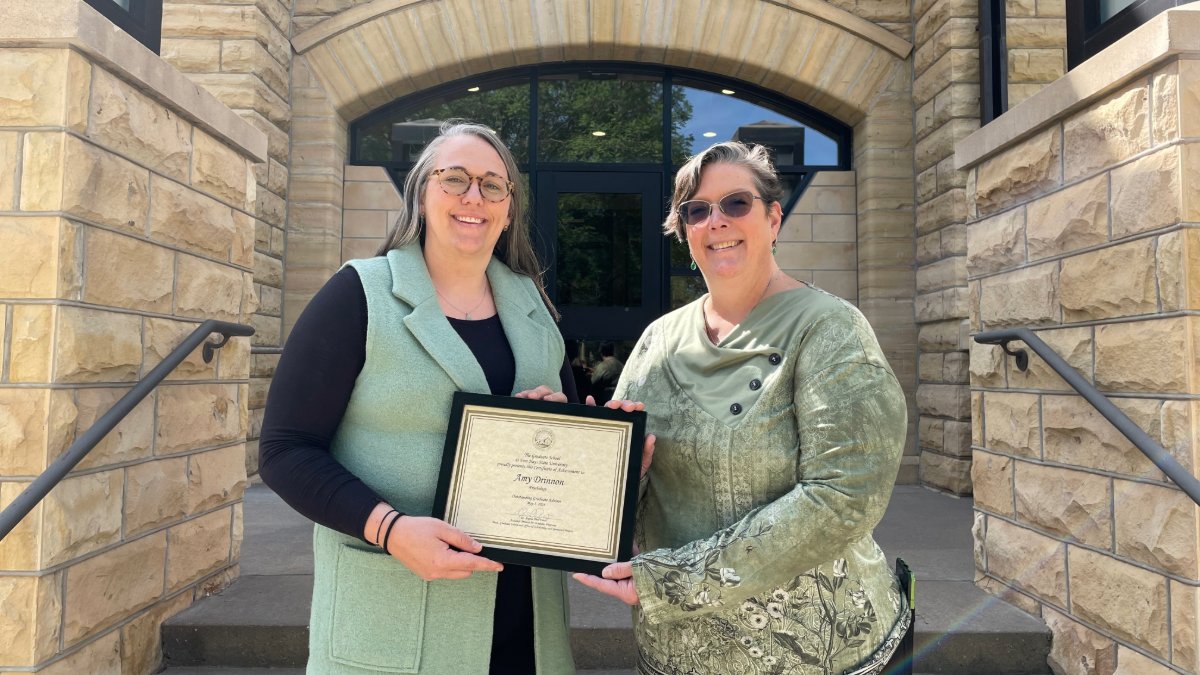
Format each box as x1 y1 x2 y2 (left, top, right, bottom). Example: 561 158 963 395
162 484 1051 674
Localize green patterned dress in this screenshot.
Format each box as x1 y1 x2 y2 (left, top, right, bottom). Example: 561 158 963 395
618 286 910 675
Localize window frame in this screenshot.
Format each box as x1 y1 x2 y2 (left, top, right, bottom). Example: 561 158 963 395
1066 0 1196 69
83 0 163 54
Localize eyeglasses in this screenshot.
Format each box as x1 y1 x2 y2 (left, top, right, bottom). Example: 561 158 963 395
678 190 767 226
431 167 514 202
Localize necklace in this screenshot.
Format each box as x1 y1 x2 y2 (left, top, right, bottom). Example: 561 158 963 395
435 279 490 319
702 270 780 344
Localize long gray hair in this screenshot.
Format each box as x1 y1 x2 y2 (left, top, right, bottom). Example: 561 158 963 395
663 141 784 242
376 121 558 319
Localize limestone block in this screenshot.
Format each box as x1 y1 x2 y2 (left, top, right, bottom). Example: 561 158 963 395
1114 646 1174 674
144 318 217 381
1008 326 1093 391
1150 62 1180 145
88 68 192 182
984 392 1041 458
54 306 142 383
1015 462 1110 547
156 383 241 453
160 38 221 73
1043 395 1161 477
0 216 72 298
917 383 972 418
1026 174 1108 260
62 135 150 233
0 482 39 570
919 451 972 494
979 262 1060 326
0 389 50 475
257 284 282 317
117 456 186 539
942 223 968 256
72 388 153 470
232 211 255 269
919 415 944 450
1181 59 1200 139
64 533 166 644
192 130 249 209
1172 580 1200 672
967 207 1025 275
1060 239 1157 322
251 355 279 379
969 342 1005 388
1006 17 1067 48
256 188 286 227
232 500 245 564
221 40 289 100
971 450 1014 516
41 470 123 566
1006 0 1037 16
1039 0 1066 16
945 348 971 381
237 110 289 167
176 255 243 322
0 573 61 666
167 509 233 591
976 126 1062 215
1111 147 1181 238
972 391 983 445
42 630 121 674
83 229 174 313
187 72 291 132
1095 319 1189 393
1069 546 1169 655
219 333 251 381
1187 143 1200 222
915 0 979 44
918 319 971 351
9 304 54 383
188 444 247 514
1007 48 1065 83
120 592 191 675
160 4 260 39
976 574 1041 615
1115 481 1198 577
917 188 969 235
149 174 236 261
0 49 88 127
985 517 1067 606
916 18 978 77
18 132 65 211
1064 84 1151 182
1043 606 1117 675
916 118 980 173
916 256 966 293
251 313 282 348
0 132 17 209
936 154 971 193
917 232 940 268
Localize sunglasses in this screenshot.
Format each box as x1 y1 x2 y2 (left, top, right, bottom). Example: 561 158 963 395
678 190 767 227
431 167 514 203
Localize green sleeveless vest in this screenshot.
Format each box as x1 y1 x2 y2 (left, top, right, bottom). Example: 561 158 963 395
306 244 573 674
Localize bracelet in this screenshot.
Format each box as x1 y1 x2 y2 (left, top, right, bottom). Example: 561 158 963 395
374 509 398 547
381 512 404 553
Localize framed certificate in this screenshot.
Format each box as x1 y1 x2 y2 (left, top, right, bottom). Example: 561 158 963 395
432 391 646 574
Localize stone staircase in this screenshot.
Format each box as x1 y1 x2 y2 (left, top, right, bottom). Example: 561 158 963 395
160 484 1051 674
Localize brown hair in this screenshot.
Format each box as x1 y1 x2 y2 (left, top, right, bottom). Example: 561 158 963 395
663 141 784 242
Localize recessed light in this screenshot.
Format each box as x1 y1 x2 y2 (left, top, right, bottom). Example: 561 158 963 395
592 131 606 137
702 131 717 138
467 86 481 92
721 89 735 95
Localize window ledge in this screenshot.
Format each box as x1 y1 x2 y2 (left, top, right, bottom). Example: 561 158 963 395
0 0 268 164
955 5 1200 171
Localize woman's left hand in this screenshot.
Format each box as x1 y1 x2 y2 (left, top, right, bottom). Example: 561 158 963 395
514 385 567 403
573 562 640 606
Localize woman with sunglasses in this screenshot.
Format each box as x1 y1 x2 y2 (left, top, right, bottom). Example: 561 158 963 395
259 122 583 674
575 142 911 675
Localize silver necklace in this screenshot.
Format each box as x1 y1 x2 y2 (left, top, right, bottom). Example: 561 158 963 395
436 279 490 319
703 270 780 343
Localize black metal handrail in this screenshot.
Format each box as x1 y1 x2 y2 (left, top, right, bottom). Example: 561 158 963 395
0 319 254 541
975 327 1200 506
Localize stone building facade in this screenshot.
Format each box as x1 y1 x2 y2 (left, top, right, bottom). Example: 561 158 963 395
0 0 1195 672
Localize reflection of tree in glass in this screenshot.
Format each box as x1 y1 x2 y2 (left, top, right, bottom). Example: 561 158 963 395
555 194 642 307
538 79 694 164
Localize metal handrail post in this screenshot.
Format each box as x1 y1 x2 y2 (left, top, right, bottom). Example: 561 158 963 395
0 320 254 540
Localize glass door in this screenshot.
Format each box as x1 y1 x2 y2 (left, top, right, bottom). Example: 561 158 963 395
534 171 663 343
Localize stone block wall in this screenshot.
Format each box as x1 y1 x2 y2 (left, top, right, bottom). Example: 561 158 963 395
0 35 260 673
160 0 293 474
961 16 1200 672
912 0 980 494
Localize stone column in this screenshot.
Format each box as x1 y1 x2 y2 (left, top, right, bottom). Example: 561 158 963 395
959 8 1200 673
0 3 266 671
160 0 293 475
911 0 982 494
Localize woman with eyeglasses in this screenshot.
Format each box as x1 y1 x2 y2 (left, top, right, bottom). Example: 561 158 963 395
259 122 585 674
574 142 912 675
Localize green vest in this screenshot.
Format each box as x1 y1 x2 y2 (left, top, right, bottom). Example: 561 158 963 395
306 244 573 674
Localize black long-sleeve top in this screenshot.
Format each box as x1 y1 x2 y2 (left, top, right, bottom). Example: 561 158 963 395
258 265 577 674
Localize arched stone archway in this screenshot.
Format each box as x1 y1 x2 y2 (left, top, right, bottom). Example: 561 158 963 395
285 0 921 480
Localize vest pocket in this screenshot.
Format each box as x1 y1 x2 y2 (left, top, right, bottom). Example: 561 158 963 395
328 544 428 672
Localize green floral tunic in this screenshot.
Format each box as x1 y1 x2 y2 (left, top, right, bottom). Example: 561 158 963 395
618 286 910 675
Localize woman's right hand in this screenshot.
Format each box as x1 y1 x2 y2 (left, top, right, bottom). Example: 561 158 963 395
384 515 504 581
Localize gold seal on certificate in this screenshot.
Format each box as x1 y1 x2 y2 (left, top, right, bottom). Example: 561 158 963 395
432 392 646 574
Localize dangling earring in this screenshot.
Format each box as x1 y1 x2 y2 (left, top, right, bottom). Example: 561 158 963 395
689 259 698 271
772 240 777 256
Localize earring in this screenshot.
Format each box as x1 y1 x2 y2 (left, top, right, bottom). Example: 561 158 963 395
772 240 777 256
689 259 698 271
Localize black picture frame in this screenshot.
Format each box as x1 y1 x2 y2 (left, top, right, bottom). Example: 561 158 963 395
432 391 646 575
